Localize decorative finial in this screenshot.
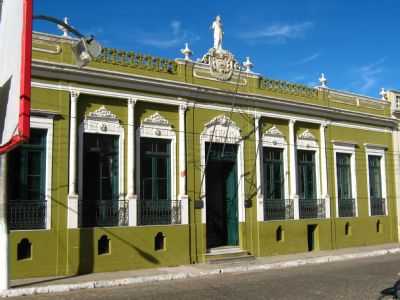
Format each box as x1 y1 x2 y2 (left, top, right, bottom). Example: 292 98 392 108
243 57 253 73
57 17 70 37
180 43 193 61
379 88 387 100
319 73 328 88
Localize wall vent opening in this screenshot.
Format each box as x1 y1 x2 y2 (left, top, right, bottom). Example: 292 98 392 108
17 239 32 260
155 232 166 251
276 226 284 242
376 220 383 234
345 222 351 236
98 235 110 255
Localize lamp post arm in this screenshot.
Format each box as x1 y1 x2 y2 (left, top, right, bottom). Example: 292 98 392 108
33 15 85 39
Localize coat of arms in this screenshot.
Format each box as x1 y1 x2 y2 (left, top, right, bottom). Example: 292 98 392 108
202 48 239 81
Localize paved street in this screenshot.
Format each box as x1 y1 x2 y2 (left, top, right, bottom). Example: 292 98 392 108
12 253 400 300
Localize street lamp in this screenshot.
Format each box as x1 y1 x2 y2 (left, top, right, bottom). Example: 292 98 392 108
34 15 103 68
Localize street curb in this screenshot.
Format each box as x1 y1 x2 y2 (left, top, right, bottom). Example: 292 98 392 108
2 247 400 298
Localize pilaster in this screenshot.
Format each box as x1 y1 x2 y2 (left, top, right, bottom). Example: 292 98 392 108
320 122 330 218
68 90 79 229
289 120 299 219
127 98 138 226
179 103 189 225
254 114 264 221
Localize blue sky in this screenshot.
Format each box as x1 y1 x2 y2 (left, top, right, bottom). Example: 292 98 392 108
33 0 400 98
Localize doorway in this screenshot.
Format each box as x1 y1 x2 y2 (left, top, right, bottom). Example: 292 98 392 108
205 143 239 249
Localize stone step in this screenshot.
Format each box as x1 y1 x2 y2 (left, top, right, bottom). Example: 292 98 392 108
206 247 255 264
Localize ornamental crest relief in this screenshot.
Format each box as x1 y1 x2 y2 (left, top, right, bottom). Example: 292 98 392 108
202 48 236 81
200 16 240 81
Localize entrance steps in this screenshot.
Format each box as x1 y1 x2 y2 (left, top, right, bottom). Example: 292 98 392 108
206 246 255 264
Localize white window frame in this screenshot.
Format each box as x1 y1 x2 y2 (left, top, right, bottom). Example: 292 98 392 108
333 142 358 218
261 126 290 219
135 112 177 223
365 144 388 216
296 129 321 201
199 115 245 225
30 116 54 230
78 106 125 222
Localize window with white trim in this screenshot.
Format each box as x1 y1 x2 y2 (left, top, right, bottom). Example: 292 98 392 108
333 143 358 218
7 117 53 230
365 146 387 216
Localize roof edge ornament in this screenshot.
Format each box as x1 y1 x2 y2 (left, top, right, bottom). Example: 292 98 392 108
200 16 241 81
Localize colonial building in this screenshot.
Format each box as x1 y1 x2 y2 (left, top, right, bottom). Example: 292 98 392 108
7 18 400 279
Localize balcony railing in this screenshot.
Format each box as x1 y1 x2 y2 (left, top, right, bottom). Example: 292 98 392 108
264 199 294 221
370 198 386 216
338 198 356 218
300 198 326 219
138 200 181 226
8 200 47 230
79 200 128 227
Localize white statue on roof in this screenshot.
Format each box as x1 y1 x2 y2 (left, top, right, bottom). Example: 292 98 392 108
211 16 223 51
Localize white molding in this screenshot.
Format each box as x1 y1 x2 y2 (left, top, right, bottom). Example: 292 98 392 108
32 81 183 106
365 146 388 216
254 115 263 222
392 129 400 240
262 125 290 209
332 140 358 147
30 117 54 230
320 124 330 218
333 144 358 218
31 81 395 132
178 104 188 224
127 98 137 226
331 122 391 134
136 113 177 224
288 120 299 219
200 115 245 225
78 106 125 226
31 60 396 129
67 91 79 229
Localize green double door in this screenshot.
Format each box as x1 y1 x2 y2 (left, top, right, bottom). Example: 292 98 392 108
205 143 239 248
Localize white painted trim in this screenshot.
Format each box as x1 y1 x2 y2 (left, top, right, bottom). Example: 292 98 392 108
200 115 245 225
261 125 290 221
67 91 79 229
330 122 391 134
254 115 263 222
178 104 189 225
392 129 400 240
320 124 330 218
31 81 395 133
30 117 54 230
78 106 125 226
127 98 137 226
333 143 358 218
135 113 177 224
365 146 388 216
288 120 299 219
32 81 183 106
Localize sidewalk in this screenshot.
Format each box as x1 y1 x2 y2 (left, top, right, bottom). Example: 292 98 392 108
2 243 400 298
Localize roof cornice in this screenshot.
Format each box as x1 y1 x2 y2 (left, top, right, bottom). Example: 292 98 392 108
31 59 397 129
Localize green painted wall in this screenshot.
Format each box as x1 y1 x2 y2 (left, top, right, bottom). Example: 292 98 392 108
8 35 398 280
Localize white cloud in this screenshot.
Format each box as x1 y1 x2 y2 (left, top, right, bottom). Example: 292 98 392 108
353 58 385 93
240 22 314 43
137 20 199 49
293 53 320 65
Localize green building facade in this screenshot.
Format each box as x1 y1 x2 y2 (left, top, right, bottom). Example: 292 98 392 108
7 31 400 279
